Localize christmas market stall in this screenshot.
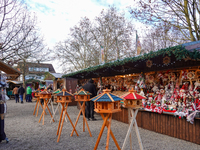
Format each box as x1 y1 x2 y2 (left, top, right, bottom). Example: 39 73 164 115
63 40 200 145
44 72 77 106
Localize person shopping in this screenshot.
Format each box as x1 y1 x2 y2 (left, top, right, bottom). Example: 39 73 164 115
26 86 32 102
83 79 97 121
12 86 19 103
18 86 25 104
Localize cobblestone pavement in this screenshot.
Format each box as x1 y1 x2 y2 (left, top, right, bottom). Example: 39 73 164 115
1 99 200 150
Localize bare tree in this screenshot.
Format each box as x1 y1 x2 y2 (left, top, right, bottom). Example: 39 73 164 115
141 25 190 53
92 6 135 62
129 0 200 42
54 6 136 73
0 0 46 63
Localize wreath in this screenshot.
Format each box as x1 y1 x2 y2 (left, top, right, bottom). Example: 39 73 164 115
146 60 152 68
163 56 171 65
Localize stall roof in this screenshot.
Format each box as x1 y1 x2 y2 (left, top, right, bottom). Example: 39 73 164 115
6 80 23 85
49 73 63 79
0 60 21 80
63 40 200 79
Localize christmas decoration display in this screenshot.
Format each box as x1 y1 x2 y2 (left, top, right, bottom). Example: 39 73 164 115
81 68 200 124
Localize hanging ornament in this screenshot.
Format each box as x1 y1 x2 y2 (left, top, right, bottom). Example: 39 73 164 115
146 59 152 68
163 56 171 65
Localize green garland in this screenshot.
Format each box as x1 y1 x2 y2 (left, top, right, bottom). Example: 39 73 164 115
62 45 200 78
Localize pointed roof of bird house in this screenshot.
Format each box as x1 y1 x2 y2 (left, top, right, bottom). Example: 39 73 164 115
91 89 124 102
53 89 61 94
121 88 146 100
73 88 91 95
57 88 73 96
35 89 40 93
40 89 52 95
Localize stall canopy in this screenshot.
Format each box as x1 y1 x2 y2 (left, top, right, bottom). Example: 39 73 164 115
6 80 23 85
0 60 21 80
44 72 63 80
63 40 200 79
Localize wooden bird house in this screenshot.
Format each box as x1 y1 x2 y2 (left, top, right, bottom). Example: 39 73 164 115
56 88 73 103
74 88 91 101
39 89 52 99
122 88 146 109
34 88 41 97
91 89 124 114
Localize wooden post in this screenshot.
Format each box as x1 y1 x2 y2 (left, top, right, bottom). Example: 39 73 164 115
70 101 92 137
122 109 143 150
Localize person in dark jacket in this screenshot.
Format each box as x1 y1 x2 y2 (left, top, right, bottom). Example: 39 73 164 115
18 86 25 104
83 79 97 121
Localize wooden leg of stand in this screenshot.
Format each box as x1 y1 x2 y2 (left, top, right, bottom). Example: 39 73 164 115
121 109 138 150
81 102 92 137
133 110 143 150
51 103 60 123
57 103 64 135
105 114 112 150
100 113 121 150
39 102 47 124
94 113 110 150
39 100 47 115
70 107 82 136
33 100 38 115
43 102 46 125
83 102 85 132
57 106 67 142
46 104 55 122
128 108 132 150
66 112 79 136
36 100 40 117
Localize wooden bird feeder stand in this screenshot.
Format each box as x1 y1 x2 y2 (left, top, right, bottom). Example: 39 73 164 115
38 89 55 125
56 89 78 142
92 89 123 150
33 91 46 117
71 88 92 137
121 88 146 150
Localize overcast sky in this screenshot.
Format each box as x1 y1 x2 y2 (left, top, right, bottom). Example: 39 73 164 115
25 0 143 73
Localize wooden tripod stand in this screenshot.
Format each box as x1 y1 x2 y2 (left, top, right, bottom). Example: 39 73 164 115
121 109 143 150
70 101 92 137
38 98 55 125
33 96 46 117
94 113 120 150
57 101 78 142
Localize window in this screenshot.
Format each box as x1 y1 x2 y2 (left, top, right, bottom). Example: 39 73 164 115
45 68 49 72
34 67 40 71
29 67 34 71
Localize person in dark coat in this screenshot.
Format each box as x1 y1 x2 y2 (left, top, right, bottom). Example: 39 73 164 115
18 86 25 104
83 79 97 121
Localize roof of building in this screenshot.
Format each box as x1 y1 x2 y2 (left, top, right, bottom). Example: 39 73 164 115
0 60 21 80
6 80 23 85
49 73 63 78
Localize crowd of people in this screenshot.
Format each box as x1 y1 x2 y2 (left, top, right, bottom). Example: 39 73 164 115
12 84 53 104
